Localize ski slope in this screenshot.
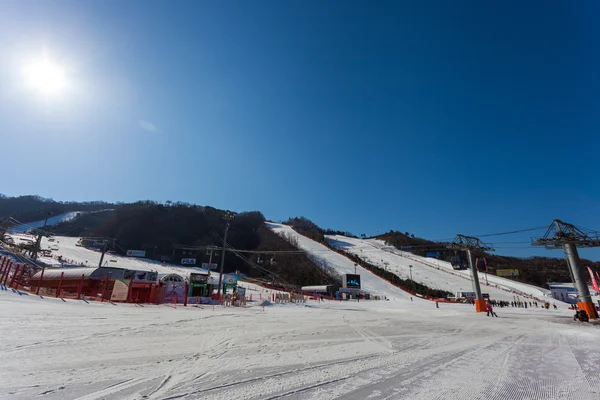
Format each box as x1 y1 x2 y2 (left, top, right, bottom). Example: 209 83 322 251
8 210 111 233
327 235 561 303
33 235 207 278
7 233 231 286
267 223 422 302
2 284 598 399
11 234 284 300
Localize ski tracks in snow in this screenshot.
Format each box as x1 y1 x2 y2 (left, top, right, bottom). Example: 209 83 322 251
2 290 600 400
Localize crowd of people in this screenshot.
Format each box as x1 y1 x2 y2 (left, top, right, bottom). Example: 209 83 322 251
487 299 558 309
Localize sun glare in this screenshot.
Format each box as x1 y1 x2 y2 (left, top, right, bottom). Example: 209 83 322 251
22 57 68 97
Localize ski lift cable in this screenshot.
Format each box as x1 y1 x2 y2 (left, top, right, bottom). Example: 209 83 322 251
472 226 550 238
215 235 293 287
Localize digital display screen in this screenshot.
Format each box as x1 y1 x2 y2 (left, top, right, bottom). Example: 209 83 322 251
346 274 361 289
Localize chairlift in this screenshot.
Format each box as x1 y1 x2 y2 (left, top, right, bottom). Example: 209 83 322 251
476 258 486 270
450 255 461 268
257 256 263 264
270 255 277 265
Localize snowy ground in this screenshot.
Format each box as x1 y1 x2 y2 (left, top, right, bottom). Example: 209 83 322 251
1 288 599 400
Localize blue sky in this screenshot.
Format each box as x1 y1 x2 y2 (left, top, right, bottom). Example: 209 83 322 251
1 1 599 260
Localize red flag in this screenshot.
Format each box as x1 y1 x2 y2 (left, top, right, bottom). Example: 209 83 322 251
587 266 599 293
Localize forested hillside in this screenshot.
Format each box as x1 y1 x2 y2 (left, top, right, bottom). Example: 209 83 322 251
0 195 114 223
52 201 340 287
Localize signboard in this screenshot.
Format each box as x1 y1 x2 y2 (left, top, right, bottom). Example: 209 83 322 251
207 274 220 285
426 252 441 258
190 273 208 284
164 281 185 303
224 275 238 285
126 250 146 258
236 287 246 297
344 274 361 289
187 296 215 305
110 279 130 301
587 266 599 293
496 269 519 277
132 271 158 282
201 263 218 270
181 258 196 265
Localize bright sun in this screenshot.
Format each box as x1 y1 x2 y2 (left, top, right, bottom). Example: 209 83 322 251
22 57 68 97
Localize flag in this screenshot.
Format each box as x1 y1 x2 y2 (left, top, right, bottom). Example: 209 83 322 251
587 266 599 293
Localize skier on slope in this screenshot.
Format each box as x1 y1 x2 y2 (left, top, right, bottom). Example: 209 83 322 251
486 302 498 317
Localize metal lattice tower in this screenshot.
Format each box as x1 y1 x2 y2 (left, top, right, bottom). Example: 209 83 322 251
448 234 494 312
535 220 600 249
533 220 600 318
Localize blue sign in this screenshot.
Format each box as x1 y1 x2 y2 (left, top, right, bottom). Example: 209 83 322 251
426 252 441 258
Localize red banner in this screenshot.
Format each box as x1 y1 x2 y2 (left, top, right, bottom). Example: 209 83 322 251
587 266 599 293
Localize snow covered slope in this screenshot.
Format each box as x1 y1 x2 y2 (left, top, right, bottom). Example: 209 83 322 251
8 210 110 233
327 235 560 303
2 283 598 399
10 234 209 279
266 223 420 301
27 235 284 300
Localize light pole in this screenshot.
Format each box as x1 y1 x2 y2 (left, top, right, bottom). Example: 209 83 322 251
354 263 357 274
217 212 235 297
409 265 414 290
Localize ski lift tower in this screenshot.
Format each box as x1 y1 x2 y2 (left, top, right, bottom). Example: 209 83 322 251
448 234 494 312
533 219 600 319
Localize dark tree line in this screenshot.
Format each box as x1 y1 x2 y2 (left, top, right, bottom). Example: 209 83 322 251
0 195 114 223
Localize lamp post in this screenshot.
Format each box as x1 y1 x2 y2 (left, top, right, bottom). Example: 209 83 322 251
217 212 235 297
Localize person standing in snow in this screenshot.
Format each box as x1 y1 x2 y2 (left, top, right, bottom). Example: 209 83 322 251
486 302 498 317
